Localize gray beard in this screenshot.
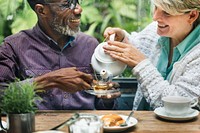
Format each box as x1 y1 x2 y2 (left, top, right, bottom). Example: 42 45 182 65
52 21 80 37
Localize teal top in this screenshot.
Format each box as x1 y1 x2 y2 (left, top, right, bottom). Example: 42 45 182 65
156 25 200 80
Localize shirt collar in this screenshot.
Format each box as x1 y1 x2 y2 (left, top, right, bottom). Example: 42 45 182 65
36 24 75 49
178 25 200 55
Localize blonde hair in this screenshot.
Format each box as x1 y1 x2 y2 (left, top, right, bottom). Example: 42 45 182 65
151 0 200 26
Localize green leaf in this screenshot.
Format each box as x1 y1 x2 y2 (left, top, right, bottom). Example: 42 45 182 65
81 6 102 23
100 14 113 34
11 7 37 34
0 0 19 20
84 22 99 36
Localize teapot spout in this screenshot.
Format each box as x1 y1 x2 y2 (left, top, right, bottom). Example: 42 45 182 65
100 69 113 80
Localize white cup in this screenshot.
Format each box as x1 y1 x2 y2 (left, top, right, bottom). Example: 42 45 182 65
162 96 198 116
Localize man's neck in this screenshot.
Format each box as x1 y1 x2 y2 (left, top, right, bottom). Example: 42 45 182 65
38 22 71 48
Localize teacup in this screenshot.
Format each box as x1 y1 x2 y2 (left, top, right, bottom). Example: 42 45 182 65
92 81 109 92
92 74 110 92
162 96 198 116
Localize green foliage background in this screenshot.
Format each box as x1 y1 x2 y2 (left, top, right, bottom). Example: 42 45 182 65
0 0 152 77
0 0 152 43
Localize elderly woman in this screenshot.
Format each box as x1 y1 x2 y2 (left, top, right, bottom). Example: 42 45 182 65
103 0 200 110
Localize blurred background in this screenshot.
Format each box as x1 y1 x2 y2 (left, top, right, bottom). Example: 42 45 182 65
0 0 152 43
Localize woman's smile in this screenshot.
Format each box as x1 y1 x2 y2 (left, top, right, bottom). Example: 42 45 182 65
157 23 170 36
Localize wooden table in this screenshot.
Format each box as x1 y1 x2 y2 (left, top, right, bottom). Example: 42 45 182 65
34 110 200 133
1 110 200 133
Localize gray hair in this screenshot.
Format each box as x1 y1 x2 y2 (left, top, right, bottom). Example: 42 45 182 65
151 0 200 27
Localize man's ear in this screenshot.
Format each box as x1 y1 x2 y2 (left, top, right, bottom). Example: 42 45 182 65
35 4 48 17
188 10 199 25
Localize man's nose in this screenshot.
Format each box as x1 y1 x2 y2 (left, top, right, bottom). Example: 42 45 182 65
73 4 82 14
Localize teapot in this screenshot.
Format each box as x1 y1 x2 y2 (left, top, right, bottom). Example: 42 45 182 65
91 34 127 79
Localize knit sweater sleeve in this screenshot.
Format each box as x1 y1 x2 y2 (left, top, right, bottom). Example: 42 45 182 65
132 46 200 110
125 21 160 57
123 21 200 110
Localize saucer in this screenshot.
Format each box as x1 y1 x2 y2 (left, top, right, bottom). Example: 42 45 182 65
85 88 120 96
99 114 138 132
154 107 199 121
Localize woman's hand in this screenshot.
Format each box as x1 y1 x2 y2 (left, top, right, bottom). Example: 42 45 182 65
104 27 125 42
103 40 146 67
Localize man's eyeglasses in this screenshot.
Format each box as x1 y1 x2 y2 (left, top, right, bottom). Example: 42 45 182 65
44 0 82 10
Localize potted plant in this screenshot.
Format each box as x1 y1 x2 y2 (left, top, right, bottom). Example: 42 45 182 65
0 80 41 133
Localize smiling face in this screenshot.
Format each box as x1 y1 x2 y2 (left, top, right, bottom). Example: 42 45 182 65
153 6 192 41
45 0 82 36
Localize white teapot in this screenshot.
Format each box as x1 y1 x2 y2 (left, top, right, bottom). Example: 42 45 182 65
91 34 127 79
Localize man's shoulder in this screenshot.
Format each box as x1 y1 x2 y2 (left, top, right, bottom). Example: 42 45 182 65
4 28 33 43
76 32 99 44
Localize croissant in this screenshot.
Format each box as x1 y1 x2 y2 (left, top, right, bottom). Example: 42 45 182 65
101 114 125 127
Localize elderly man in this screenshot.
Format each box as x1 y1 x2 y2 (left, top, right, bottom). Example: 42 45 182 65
0 0 118 110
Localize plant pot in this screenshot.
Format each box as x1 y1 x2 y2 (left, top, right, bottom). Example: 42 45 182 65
0 112 35 133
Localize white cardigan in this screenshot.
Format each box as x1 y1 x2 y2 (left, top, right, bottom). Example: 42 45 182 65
125 22 200 110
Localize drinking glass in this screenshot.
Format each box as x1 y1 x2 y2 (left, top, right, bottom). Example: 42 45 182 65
68 113 103 133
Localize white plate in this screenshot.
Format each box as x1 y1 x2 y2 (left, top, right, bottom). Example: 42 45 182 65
154 107 199 121
0 121 7 131
100 114 138 132
85 88 120 96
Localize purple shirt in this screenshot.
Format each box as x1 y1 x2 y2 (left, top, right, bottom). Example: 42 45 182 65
0 24 117 110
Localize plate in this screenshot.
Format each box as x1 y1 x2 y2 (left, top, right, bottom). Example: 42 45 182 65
0 121 7 131
85 88 120 96
154 107 199 121
99 114 138 132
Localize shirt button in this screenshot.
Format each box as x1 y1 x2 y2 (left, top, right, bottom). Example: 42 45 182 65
64 94 68 99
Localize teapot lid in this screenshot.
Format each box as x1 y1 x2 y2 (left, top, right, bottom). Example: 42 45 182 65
94 42 115 63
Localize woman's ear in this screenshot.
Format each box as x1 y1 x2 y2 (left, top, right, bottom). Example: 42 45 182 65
188 10 199 25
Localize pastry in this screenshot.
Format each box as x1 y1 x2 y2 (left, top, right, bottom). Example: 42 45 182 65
101 114 125 127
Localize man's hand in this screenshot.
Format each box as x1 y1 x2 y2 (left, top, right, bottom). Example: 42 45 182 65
96 91 121 99
96 82 121 99
34 67 93 93
96 82 121 108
